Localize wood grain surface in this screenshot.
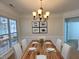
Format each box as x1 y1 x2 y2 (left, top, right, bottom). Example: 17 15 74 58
21 40 64 59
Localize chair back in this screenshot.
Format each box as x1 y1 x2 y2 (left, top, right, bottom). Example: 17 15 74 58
61 43 71 59
56 39 62 51
13 43 22 59
21 39 27 51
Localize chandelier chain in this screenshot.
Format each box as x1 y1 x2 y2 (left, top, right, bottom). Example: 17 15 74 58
40 0 43 8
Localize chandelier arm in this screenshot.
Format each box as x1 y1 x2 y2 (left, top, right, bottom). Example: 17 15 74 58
32 0 50 21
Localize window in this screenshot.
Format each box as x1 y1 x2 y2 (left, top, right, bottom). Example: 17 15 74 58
0 16 18 55
64 17 79 49
64 17 79 42
9 19 17 46
0 17 8 35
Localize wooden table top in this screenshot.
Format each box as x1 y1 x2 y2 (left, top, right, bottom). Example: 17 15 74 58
21 40 64 59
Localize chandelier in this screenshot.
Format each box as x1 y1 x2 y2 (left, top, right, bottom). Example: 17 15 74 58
32 0 50 21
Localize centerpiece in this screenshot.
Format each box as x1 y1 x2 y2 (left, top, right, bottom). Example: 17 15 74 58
39 38 44 47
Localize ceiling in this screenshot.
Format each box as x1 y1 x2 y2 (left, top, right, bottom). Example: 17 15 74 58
0 0 79 14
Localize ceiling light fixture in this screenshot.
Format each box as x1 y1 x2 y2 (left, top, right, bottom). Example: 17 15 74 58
32 0 50 21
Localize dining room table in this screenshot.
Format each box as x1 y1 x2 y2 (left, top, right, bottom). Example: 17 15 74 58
21 39 64 59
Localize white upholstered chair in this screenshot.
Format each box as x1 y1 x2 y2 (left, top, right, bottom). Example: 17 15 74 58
13 43 22 59
21 39 27 52
61 43 71 59
56 39 62 51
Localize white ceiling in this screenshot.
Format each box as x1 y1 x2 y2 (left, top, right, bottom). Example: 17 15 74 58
0 0 79 14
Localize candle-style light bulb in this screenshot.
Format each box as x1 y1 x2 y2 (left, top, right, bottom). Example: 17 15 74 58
46 11 50 16
44 14 47 19
32 11 36 16
38 9 42 15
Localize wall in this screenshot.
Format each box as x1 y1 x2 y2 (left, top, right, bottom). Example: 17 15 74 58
19 13 64 41
63 9 79 42
19 9 79 42
63 9 79 18
0 2 20 40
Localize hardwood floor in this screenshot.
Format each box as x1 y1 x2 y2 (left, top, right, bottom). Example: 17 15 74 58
66 40 79 59
70 49 79 59
8 53 15 59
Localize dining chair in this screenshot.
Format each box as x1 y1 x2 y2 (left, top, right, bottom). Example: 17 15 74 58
61 43 71 59
21 39 27 52
51 39 57 46
56 39 62 51
13 43 22 59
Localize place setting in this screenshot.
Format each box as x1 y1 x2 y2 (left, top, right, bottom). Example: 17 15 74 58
46 48 56 53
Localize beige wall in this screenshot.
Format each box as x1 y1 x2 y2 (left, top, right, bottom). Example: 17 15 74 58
19 14 64 40
19 9 79 41
1 0 79 42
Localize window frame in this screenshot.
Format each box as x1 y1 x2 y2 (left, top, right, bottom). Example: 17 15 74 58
0 16 18 55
